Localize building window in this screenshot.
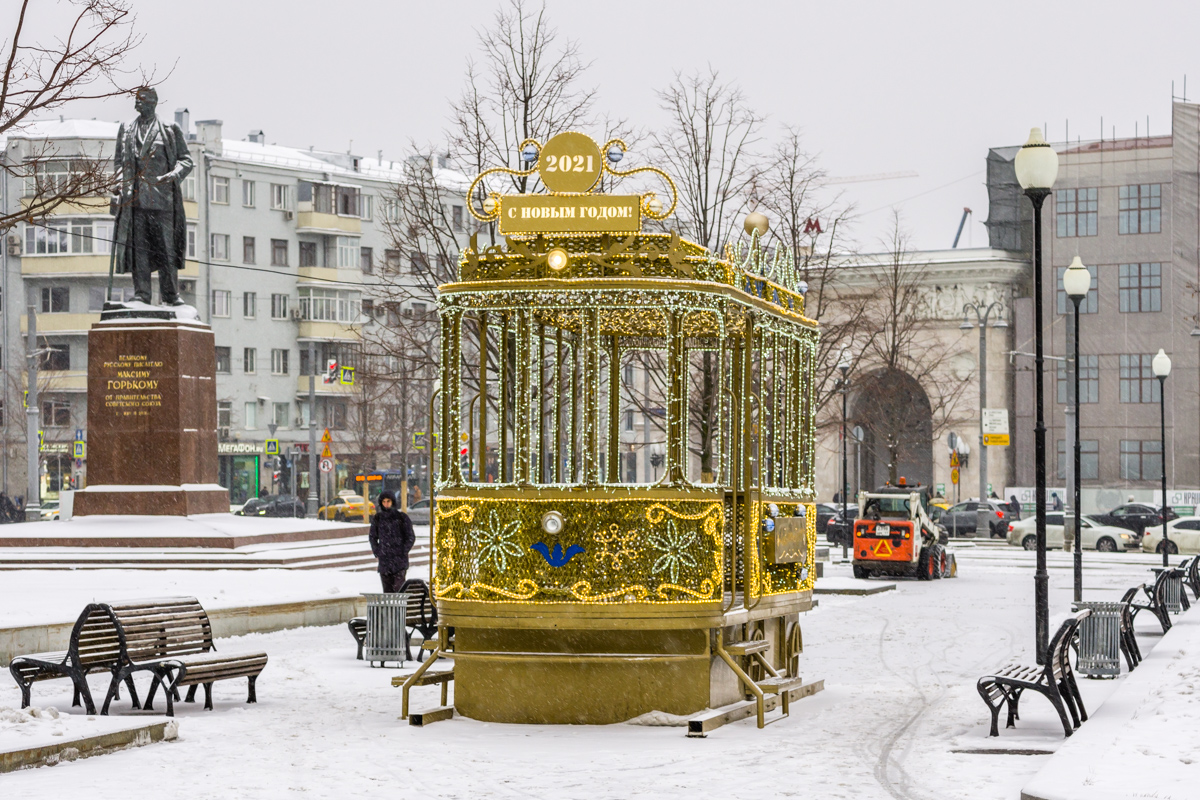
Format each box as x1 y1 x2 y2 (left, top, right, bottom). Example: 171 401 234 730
452 204 464 231
211 176 230 205
271 239 289 267
329 401 347 430
336 236 359 269
89 287 134 310
1119 354 1161 403
214 346 231 373
186 223 196 259
1055 265 1098 314
1118 184 1161 234
271 348 289 375
243 291 256 318
273 402 290 429
1057 355 1099 404
244 347 257 374
1056 439 1099 481
299 288 361 322
182 174 197 201
359 194 373 221
1055 188 1098 237
217 401 232 439
1120 440 1163 481
40 287 69 313
336 186 359 217
299 241 318 267
211 233 230 261
271 294 289 319
42 398 71 427
270 183 291 210
1118 263 1161 313
41 344 69 371
242 236 256 264
211 289 231 317
382 197 401 221
24 219 113 256
410 253 428 275
242 179 255 207
384 249 401 274
360 247 373 274
244 401 257 430
624 409 634 431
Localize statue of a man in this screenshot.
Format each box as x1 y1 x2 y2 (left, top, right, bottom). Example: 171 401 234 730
111 87 194 306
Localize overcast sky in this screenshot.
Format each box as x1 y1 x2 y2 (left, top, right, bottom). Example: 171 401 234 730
22 0 1200 250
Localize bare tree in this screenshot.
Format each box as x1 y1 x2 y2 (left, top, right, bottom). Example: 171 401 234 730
852 213 971 484
1 0 153 230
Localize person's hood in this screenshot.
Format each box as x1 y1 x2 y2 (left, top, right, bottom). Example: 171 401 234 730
377 490 400 515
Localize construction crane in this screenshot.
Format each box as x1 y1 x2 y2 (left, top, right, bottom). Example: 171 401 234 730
952 207 973 248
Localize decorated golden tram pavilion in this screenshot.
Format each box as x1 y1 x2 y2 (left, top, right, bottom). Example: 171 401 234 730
403 132 821 731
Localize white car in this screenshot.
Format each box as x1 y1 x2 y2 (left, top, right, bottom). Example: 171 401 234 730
1006 512 1138 552
1142 516 1200 555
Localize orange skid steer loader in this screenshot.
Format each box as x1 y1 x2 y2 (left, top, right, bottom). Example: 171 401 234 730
852 479 954 580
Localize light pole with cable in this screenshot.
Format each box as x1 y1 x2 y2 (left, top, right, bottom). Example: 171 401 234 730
960 300 1007 539
1153 349 1172 567
1014 127 1058 665
837 353 852 562
1063 257 1091 602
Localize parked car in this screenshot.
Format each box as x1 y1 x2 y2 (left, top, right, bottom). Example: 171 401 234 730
937 500 1009 537
822 504 858 547
318 494 375 522
1006 513 1138 552
1142 516 1200 555
39 501 60 521
815 503 843 535
1090 503 1179 537
406 498 431 525
237 494 306 518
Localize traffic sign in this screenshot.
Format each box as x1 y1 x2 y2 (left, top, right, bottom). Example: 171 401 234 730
75 428 84 441
951 468 960 485
412 431 427 451
264 439 280 456
321 444 332 459
983 433 1010 446
935 483 946 496
73 441 86 459
321 429 332 443
982 408 1009 435
339 366 355 386
459 431 470 443
950 451 959 468
319 458 334 473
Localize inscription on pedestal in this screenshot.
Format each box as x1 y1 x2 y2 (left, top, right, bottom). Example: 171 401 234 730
102 354 165 418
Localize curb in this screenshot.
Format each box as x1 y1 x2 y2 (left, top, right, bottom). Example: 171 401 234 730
0 719 174 773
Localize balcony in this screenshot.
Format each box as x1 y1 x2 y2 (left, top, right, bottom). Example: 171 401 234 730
20 197 110 215
21 312 98 335
297 320 361 341
295 374 359 397
296 211 360 235
20 255 201 278
24 370 88 393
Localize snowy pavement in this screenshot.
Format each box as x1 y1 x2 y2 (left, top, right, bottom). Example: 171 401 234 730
0 546 1180 799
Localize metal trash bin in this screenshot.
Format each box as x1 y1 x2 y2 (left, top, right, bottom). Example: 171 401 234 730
362 592 408 666
1152 568 1185 615
1072 601 1125 678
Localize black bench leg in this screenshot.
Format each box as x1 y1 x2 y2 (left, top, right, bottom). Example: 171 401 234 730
72 685 81 708
19 682 32 710
1049 693 1074 738
1006 687 1024 728
1057 680 1081 728
125 675 141 710
185 684 199 703
203 682 214 711
247 675 258 704
100 674 123 716
144 676 161 711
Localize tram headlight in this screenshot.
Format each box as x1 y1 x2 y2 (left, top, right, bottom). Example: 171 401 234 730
546 248 569 272
541 510 565 535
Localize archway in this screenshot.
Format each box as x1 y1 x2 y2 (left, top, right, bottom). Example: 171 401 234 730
849 368 934 490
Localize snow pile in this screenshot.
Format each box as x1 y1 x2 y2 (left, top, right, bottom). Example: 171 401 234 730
0 706 69 747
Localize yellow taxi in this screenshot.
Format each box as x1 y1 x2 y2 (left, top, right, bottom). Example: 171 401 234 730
318 494 375 522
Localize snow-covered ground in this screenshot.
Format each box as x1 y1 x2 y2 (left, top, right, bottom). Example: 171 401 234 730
0 546 1178 799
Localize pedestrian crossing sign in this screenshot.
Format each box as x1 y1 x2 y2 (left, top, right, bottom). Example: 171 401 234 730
265 439 280 456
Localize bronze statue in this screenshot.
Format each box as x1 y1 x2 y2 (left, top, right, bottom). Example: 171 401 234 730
110 87 193 307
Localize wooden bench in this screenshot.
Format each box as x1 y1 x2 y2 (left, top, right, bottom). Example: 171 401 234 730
8 604 138 715
977 611 1089 738
1125 570 1176 634
100 597 268 717
1182 556 1200 601
347 579 439 663
1118 597 1141 672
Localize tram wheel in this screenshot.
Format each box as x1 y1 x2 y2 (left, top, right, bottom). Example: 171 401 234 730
784 622 803 678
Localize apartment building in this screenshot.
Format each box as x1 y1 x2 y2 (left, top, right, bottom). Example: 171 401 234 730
987 101 1200 503
1 113 451 505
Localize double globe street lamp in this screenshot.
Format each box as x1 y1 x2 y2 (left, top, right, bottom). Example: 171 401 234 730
1063 257 1092 603
1015 127 1058 665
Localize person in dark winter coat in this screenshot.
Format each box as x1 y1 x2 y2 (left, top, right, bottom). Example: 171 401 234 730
369 490 416 592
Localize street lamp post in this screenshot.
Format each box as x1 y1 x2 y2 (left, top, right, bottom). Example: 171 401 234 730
960 301 1007 539
1153 349 1172 567
1063 258 1091 602
1015 127 1058 664
838 353 852 563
